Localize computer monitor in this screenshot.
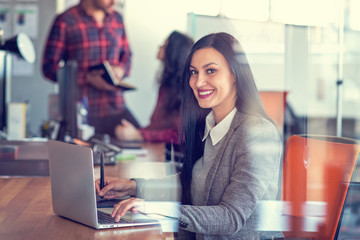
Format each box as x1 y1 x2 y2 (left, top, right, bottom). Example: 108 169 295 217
56 60 79 140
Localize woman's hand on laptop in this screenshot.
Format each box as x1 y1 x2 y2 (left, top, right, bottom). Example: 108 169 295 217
112 197 145 222
95 177 136 199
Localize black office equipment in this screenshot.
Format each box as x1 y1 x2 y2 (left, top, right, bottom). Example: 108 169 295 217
0 50 10 132
56 60 79 140
100 152 104 190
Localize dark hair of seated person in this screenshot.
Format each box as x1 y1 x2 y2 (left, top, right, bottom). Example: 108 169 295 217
159 31 194 116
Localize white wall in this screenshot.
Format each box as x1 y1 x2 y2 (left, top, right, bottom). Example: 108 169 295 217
122 0 191 126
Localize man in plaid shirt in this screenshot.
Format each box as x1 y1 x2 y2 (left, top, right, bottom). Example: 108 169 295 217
42 0 139 137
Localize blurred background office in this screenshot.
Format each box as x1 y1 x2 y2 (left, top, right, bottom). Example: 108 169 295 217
1 0 360 143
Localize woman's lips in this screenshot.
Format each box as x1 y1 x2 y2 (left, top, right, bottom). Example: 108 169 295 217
198 89 215 99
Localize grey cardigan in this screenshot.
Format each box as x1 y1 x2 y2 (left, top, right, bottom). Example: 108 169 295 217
135 112 283 240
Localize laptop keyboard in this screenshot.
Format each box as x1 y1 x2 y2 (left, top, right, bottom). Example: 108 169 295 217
97 210 129 224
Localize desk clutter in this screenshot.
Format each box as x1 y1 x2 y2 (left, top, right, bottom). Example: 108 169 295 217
77 136 147 165
0 135 148 177
0 145 18 159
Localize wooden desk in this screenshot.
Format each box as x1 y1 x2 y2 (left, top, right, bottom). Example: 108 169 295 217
0 177 173 240
0 142 174 240
0 176 326 240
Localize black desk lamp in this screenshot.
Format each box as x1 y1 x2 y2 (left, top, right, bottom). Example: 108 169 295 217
0 31 36 134
0 32 35 63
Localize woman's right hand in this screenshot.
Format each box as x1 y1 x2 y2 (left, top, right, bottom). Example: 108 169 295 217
95 177 137 199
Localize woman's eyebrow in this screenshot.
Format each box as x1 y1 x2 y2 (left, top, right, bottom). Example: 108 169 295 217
189 62 218 69
202 62 217 68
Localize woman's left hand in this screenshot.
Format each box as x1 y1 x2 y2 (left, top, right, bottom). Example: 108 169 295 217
112 197 145 222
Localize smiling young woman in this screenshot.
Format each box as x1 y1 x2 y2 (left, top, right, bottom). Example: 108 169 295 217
177 32 283 239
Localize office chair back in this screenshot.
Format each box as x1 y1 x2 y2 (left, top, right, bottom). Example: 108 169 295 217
259 91 288 130
282 134 360 239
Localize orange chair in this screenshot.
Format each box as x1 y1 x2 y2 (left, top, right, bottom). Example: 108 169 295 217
282 134 360 239
259 91 288 129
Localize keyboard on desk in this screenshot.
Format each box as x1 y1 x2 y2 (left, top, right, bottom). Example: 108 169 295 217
97 210 129 224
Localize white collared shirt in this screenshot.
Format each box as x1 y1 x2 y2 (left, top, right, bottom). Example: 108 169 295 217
202 107 237 145
191 108 237 204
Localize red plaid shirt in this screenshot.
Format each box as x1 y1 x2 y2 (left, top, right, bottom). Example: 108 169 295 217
140 86 179 144
42 4 132 118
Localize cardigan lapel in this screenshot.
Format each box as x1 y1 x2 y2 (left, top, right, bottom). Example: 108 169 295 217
202 111 247 204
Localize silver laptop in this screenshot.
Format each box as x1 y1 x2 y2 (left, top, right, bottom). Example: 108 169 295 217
48 140 158 229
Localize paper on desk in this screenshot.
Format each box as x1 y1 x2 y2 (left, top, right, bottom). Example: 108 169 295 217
123 148 147 155
115 149 148 161
142 201 180 232
143 201 180 218
141 213 178 232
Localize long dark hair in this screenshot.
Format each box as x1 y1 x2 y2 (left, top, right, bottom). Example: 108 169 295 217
179 32 270 204
159 31 194 115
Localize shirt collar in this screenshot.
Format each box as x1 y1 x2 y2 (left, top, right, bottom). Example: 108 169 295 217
77 4 113 20
202 108 237 145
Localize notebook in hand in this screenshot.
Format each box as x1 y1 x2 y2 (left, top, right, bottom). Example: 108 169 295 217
47 140 157 229
88 61 136 91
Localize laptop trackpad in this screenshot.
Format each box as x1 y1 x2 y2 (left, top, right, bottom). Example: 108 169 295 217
98 208 158 224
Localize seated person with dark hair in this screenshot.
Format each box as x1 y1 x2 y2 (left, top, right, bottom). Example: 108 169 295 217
114 31 194 144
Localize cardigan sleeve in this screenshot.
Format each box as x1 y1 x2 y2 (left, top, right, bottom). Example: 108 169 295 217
178 117 282 236
134 173 181 202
